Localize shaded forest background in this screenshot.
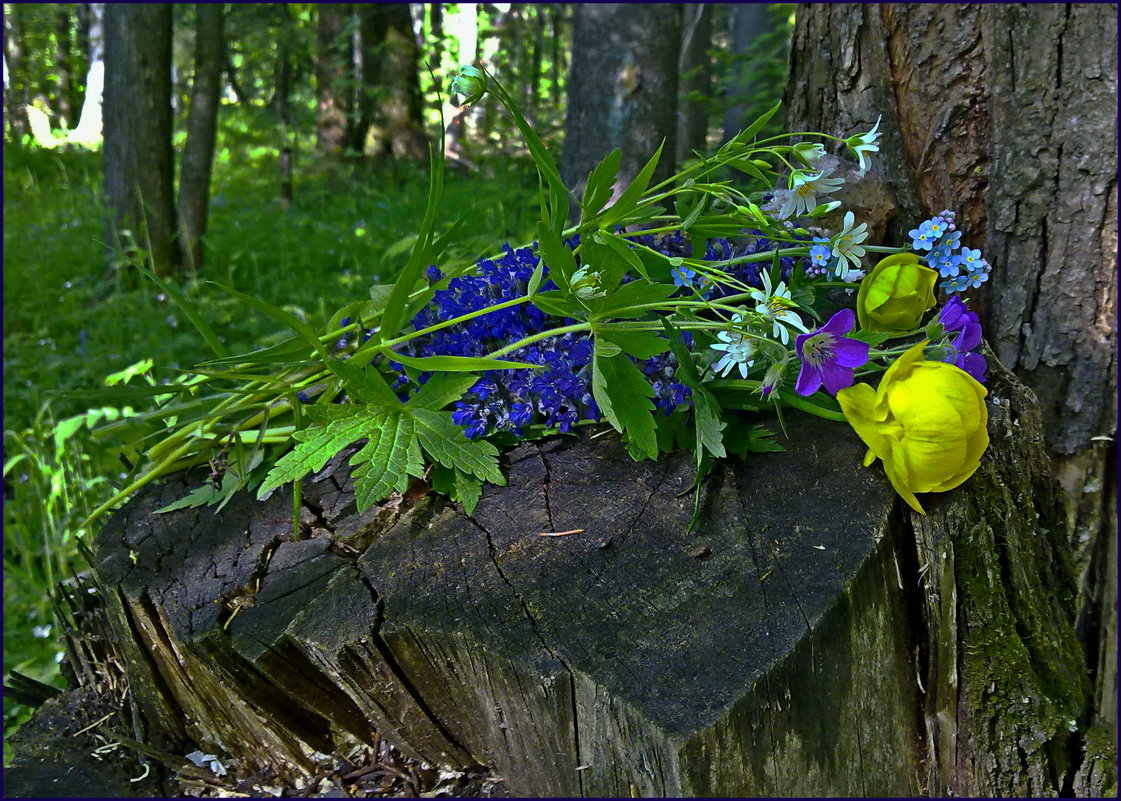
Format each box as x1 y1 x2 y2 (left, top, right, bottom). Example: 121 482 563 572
3 2 1114 780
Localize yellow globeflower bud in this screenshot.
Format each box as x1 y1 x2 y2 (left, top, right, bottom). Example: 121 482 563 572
856 252 938 332
836 341 988 514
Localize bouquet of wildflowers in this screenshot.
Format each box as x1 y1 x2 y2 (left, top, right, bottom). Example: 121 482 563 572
86 69 992 528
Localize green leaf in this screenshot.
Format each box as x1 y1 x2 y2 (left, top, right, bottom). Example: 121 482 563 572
724 420 785 458
199 336 314 367
134 264 229 359
387 351 539 373
211 281 330 362
327 359 400 406
597 326 670 360
155 483 221 514
691 386 727 459
454 469 484 514
595 231 650 280
581 148 621 218
376 139 446 346
369 284 396 312
591 281 676 319
351 409 424 510
536 222 577 291
411 407 504 485
259 404 391 497
526 256 546 296
602 139 665 228
592 350 658 460
730 99 782 146
530 290 582 319
408 373 479 410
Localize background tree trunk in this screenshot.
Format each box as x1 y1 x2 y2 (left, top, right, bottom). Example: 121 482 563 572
561 3 683 199
71 2 104 146
53 7 74 129
676 3 715 163
784 4 1117 795
315 2 351 157
176 3 224 273
3 3 30 140
102 2 178 277
354 3 427 161
720 3 771 144
274 5 294 210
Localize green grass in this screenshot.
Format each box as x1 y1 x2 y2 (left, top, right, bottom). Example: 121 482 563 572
2 126 540 742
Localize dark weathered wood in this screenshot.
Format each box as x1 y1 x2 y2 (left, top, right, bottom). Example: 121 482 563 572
561 4 684 196
785 8 1116 793
84 350 1095 796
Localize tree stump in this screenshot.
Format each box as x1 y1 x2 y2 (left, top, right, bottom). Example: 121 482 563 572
80 351 1102 797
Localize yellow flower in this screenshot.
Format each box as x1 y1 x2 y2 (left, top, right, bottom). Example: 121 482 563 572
836 341 988 514
856 252 938 332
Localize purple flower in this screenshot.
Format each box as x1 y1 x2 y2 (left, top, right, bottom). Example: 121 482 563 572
933 296 988 383
794 308 871 396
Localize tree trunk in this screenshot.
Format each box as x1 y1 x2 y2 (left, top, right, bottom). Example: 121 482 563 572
676 3 714 162
176 3 224 274
3 3 30 140
71 2 104 146
19 349 1090 797
720 2 771 144
53 7 74 129
561 3 683 198
352 3 427 161
275 6 294 210
785 4 1117 795
102 3 178 277
316 2 351 157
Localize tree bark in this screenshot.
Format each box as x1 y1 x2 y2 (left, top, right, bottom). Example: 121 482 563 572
176 3 224 274
3 3 30 140
315 2 351 157
70 349 1098 797
676 3 714 162
353 3 427 161
720 2 773 144
53 7 74 129
102 3 178 276
561 4 683 198
275 6 294 210
784 4 1117 795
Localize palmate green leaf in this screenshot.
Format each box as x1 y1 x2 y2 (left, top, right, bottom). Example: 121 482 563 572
411 408 504 485
155 482 221 514
351 409 424 510
454 468 484 514
592 350 658 460
724 419 785 458
258 404 388 497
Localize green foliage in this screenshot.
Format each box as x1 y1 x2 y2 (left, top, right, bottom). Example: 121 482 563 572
2 129 539 741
